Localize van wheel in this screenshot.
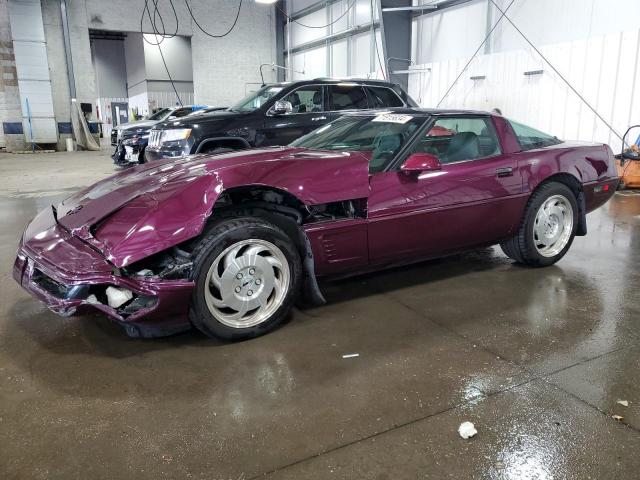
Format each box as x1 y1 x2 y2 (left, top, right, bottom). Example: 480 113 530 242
500 182 578 267
189 217 302 340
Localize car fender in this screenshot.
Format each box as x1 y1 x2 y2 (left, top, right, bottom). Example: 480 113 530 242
93 150 370 268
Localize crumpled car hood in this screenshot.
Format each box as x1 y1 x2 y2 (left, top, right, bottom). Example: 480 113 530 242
56 147 370 267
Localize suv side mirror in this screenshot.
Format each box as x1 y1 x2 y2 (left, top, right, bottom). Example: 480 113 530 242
271 100 293 116
621 125 640 161
401 152 442 174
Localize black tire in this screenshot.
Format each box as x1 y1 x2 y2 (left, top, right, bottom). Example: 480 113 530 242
188 217 302 340
500 182 578 267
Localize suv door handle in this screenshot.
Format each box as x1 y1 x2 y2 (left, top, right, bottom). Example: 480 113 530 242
311 116 327 121
496 167 513 177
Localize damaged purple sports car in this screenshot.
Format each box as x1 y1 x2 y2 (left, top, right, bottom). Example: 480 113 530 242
13 109 618 340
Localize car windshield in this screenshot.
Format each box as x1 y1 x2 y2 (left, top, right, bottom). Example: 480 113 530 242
291 113 427 172
229 86 284 113
146 108 172 120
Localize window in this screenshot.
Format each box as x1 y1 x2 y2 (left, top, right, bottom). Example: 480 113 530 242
329 85 369 111
413 117 502 164
291 114 425 173
171 107 194 118
508 120 562 151
281 86 324 113
230 86 284 113
366 86 404 108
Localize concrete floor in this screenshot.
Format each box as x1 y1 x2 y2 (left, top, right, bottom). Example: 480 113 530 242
1 149 640 479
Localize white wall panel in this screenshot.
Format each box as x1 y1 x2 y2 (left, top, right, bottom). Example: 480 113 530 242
9 0 57 143
408 29 640 153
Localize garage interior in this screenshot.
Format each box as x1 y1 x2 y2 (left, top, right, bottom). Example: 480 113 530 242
2 0 640 478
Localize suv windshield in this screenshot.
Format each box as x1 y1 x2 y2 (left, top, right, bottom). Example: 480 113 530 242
230 85 284 113
291 113 427 172
147 108 171 121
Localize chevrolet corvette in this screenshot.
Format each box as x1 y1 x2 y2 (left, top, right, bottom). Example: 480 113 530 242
13 109 618 340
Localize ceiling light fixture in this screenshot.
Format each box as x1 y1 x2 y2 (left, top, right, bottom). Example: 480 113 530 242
255 0 278 4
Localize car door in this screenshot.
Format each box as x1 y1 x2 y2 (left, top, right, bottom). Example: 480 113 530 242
261 85 328 146
367 115 523 264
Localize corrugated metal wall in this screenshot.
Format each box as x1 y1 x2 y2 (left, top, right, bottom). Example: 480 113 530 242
408 28 640 153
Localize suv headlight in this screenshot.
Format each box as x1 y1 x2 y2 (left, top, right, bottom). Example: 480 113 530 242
162 128 192 143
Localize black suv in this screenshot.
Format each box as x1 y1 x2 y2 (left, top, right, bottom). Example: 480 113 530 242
111 105 213 166
145 78 417 161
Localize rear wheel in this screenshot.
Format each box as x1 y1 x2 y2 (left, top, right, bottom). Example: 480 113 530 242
500 182 578 267
189 217 302 340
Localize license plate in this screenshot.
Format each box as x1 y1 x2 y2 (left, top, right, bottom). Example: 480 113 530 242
124 146 137 163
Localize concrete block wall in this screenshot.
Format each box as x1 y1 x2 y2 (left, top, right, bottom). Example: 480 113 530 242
82 0 277 106
1 0 277 151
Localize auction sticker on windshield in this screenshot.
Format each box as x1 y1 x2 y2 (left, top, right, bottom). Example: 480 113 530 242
372 113 413 124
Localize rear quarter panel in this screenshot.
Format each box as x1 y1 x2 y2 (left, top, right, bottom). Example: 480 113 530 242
517 141 618 213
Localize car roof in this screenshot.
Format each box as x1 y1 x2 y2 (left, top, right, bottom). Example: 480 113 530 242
339 107 494 117
263 78 403 89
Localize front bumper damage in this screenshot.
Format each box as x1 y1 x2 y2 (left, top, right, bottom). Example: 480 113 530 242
13 208 193 337
112 138 146 167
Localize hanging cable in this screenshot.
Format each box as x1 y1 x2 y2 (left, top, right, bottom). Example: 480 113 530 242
277 0 357 29
141 0 179 46
437 0 516 107
140 0 183 105
156 40 183 106
185 0 243 38
488 0 623 142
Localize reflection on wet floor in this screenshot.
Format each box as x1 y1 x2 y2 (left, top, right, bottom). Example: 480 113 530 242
2 185 640 479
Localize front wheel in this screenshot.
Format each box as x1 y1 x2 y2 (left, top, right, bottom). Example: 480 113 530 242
189 217 302 340
500 182 578 267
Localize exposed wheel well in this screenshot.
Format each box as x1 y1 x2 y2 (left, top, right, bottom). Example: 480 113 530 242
209 186 326 305
196 137 250 153
535 173 587 235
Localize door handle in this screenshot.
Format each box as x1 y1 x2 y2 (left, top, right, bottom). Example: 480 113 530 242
496 167 514 178
311 116 327 121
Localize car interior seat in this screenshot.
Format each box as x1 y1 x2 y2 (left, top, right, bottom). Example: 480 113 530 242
446 132 480 162
370 133 403 172
312 91 322 112
289 93 301 113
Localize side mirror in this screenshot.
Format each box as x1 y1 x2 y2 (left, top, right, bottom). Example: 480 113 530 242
167 115 177 120
621 125 640 161
271 100 293 115
401 152 442 174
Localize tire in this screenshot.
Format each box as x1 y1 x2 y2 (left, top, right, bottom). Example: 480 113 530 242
188 217 302 340
500 182 578 267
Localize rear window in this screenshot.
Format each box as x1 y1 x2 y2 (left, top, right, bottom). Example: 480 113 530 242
329 85 368 111
508 120 562 150
366 86 404 108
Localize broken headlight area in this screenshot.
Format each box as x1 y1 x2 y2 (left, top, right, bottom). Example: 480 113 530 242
32 268 157 316
122 246 193 280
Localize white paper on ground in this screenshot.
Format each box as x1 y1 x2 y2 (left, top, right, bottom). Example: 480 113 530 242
458 421 478 439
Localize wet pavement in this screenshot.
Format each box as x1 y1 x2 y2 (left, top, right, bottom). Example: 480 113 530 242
1 152 640 479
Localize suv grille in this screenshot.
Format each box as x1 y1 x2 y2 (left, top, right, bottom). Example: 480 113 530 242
149 130 163 148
